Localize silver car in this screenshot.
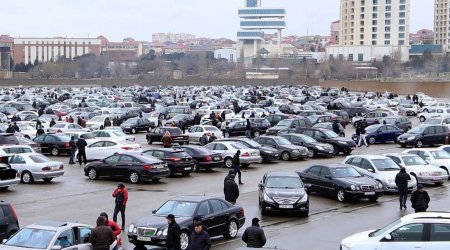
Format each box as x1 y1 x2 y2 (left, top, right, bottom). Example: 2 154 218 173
204 141 262 168
9 153 64 184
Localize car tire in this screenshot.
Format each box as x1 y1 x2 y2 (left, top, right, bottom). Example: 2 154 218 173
51 147 60 156
129 171 140 184
131 128 136 134
281 151 291 161
223 219 239 239
21 171 34 184
152 178 161 182
307 148 316 158
87 168 98 180
43 178 53 183
147 138 153 144
24 135 30 139
336 188 348 203
439 166 450 180
343 149 352 155
368 196 379 202
415 140 423 148
224 157 233 168
419 116 426 122
180 230 190 250
368 136 376 145
340 133 345 137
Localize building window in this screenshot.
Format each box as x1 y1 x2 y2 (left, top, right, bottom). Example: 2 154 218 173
399 12 405 18
400 5 406 11
358 53 364 61
385 27 391 32
399 33 405 38
386 0 391 4
385 40 390 45
348 54 353 61
372 41 377 45
372 20 377 25
399 19 405 25
372 27 377 32
385 13 391 18
385 6 391 11
372 13 377 18
385 34 391 39
399 26 405 32
373 0 378 4
399 40 405 45
385 20 391 25
372 34 377 39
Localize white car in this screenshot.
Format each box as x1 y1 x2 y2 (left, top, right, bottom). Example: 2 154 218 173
423 116 450 129
384 153 449 185
0 145 35 155
47 123 90 133
85 115 112 131
82 140 142 161
15 124 37 139
91 128 136 142
9 153 64 184
402 148 450 178
418 107 450 122
185 125 223 144
341 212 450 250
204 141 262 168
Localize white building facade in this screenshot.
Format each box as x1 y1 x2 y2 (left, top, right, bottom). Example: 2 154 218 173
214 48 237 62
434 0 450 51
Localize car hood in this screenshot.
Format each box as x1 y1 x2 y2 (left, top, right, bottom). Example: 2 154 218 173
265 187 306 197
334 176 376 186
341 230 374 247
279 144 305 151
404 164 444 172
398 133 416 138
134 214 192 229
268 125 287 131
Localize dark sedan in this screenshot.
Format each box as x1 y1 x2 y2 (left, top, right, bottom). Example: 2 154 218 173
279 133 334 158
253 136 309 161
121 117 152 134
146 127 189 145
312 122 345 137
224 120 264 138
258 171 309 216
172 145 223 171
298 164 383 202
127 195 246 250
32 134 72 156
144 149 194 176
266 113 293 126
84 153 170 183
216 138 279 163
352 124 404 145
165 114 195 127
265 118 312 136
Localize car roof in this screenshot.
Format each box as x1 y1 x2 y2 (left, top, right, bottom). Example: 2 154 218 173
384 153 418 157
266 171 299 178
27 221 90 230
312 163 353 168
144 148 184 153
400 212 450 222
346 154 390 160
171 195 217 202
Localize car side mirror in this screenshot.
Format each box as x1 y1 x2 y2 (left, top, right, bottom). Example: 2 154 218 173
321 136 326 140
324 175 332 180
51 246 62 250
152 210 156 214
383 234 392 241
258 183 263 188
367 169 374 173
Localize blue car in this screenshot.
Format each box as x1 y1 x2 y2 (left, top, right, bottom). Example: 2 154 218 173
352 124 404 145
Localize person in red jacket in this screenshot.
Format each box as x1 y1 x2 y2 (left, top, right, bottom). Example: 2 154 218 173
112 183 128 231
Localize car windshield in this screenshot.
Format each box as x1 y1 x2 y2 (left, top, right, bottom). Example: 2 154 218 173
323 130 339 138
123 119 137 125
273 137 291 145
370 219 402 237
298 135 316 143
365 125 382 133
372 159 400 171
29 155 51 163
277 120 292 126
430 150 450 159
424 119 441 125
331 167 362 178
266 176 303 189
5 228 56 249
408 126 426 134
242 140 261 147
231 143 248 150
166 127 182 134
89 116 105 122
402 156 428 166
155 200 198 217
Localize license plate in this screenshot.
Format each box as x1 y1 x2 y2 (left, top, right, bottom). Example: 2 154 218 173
399 140 405 143
279 205 293 209
364 192 375 195
184 167 191 170
51 166 59 170
214 157 221 161
137 236 151 242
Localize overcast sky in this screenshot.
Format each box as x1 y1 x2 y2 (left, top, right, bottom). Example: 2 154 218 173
1 0 433 41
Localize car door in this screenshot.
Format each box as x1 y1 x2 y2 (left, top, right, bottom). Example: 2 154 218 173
75 226 94 250
9 155 27 175
34 135 49 153
208 199 229 236
422 127 435 145
433 126 446 144
301 166 322 193
214 143 229 157
318 166 335 195
377 125 388 141
117 155 137 177
86 141 105 160
381 223 426 250
53 228 77 250
427 223 450 250
0 205 7 240
195 201 217 235
100 154 121 177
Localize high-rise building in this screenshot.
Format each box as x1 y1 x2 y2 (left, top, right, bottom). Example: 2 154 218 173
339 0 410 46
434 0 450 51
236 0 286 65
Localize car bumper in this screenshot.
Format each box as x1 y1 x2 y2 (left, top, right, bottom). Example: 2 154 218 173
417 175 448 184
346 190 384 198
128 234 166 247
240 156 263 164
261 200 309 213
397 139 415 146
197 161 223 170
0 177 20 187
315 148 335 156
383 184 416 192
289 151 309 159
170 163 195 173
141 169 171 180
33 170 64 179
172 137 189 143
261 152 279 162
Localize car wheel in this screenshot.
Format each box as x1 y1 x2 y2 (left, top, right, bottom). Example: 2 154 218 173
129 171 140 184
281 151 291 161
131 128 136 134
21 171 34 184
343 149 352 155
368 136 376 145
87 168 98 180
419 116 426 122
307 148 316 158
336 188 347 203
180 230 190 250
368 196 379 202
340 133 345 137
51 147 60 156
147 137 153 144
439 166 450 180
24 135 30 139
43 178 53 183
182 170 191 176
152 178 161 182
223 219 239 239
423 108 429 113
224 157 233 168
332 145 339 156
254 131 261 137
415 140 423 148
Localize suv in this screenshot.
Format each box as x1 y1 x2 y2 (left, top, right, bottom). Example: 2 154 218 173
397 125 449 148
0 201 19 241
341 212 450 250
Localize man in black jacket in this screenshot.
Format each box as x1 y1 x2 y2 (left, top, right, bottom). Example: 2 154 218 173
190 222 211 250
242 217 266 248
245 119 252 139
76 135 88 165
233 150 243 184
224 174 239 204
395 167 411 210
332 120 340 135
166 214 181 250
411 184 430 213
224 169 235 184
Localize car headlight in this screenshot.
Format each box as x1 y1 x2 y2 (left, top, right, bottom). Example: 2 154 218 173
264 192 273 202
299 193 308 203
293 149 300 153
350 185 356 191
162 228 168 236
418 172 430 176
385 179 394 184
129 224 135 233
316 146 324 150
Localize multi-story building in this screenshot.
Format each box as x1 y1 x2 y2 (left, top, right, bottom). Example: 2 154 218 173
101 37 144 61
13 37 101 64
236 0 286 66
152 33 196 43
330 21 340 44
340 0 410 46
0 35 13 71
434 0 450 51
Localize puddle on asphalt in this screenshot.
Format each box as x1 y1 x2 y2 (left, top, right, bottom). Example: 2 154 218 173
130 188 165 192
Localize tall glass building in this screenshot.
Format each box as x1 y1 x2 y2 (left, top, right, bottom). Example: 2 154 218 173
237 0 286 65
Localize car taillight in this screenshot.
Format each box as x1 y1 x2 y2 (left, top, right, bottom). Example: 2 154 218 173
241 152 250 157
168 158 182 162
143 165 153 170
121 146 133 150
11 205 19 222
64 143 70 148
59 165 64 170
239 208 245 217
204 155 212 161
42 166 51 171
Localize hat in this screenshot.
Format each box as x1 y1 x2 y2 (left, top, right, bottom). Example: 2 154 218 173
400 167 406 172
228 169 235 175
166 214 175 220
252 217 260 224
417 184 424 189
117 182 124 188
194 221 203 227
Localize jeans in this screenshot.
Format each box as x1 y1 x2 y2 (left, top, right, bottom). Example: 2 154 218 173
113 204 126 229
245 130 252 139
233 166 242 183
69 149 76 164
398 187 408 208
358 134 368 146
78 150 86 165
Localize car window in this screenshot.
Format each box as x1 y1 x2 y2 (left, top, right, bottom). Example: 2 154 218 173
389 156 402 165
214 143 227 150
204 144 215 150
307 166 321 176
104 141 117 147
105 155 121 164
45 136 56 142
346 157 361 166
389 223 424 242
119 155 136 162
55 229 75 248
319 167 331 177
430 223 450 241
417 151 429 159
196 201 210 216
209 199 224 213
10 155 26 164
303 130 314 137
78 227 92 244
150 151 165 158
435 126 445 134
90 142 104 147
424 127 435 134
359 159 374 171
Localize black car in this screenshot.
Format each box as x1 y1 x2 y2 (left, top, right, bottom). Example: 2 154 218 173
253 136 309 161
0 201 19 241
144 149 195 176
127 195 246 249
116 108 141 123
298 164 383 202
173 145 223 171
279 133 335 158
216 138 279 163
266 118 312 136
32 134 72 156
146 127 189 145
312 122 345 137
397 125 449 148
121 117 152 134
247 118 271 135
165 114 195 127
225 120 265 138
258 171 309 216
265 113 293 126
84 153 170 183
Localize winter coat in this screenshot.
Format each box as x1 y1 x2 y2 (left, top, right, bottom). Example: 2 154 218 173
76 138 87 151
112 187 129 206
395 170 411 189
411 190 430 211
242 225 267 248
89 225 115 250
224 179 239 203
189 230 211 250
166 221 181 249
162 135 173 147
232 153 240 167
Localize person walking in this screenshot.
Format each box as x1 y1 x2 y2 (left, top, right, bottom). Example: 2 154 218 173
89 216 116 250
190 221 211 250
332 120 340 135
242 217 267 248
36 125 45 137
224 174 239 204
220 120 227 138
76 135 87 165
245 119 252 139
49 118 56 127
411 184 430 213
221 110 226 121
166 214 181 250
69 136 77 165
395 167 411 210
233 150 243 184
357 121 368 147
112 183 128 231
162 131 173 148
